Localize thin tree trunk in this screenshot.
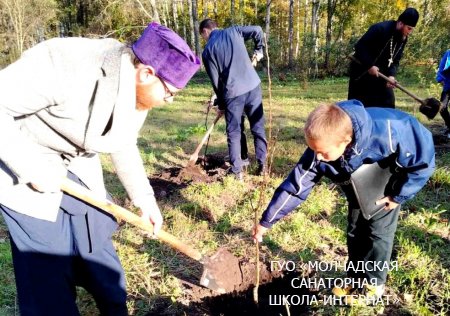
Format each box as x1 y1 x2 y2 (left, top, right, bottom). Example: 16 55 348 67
188 0 195 49
254 0 258 21
230 0 235 24
134 0 152 19
324 0 336 72
422 0 429 25
149 0 160 23
295 0 300 58
203 0 208 19
192 0 201 56
181 0 187 39
310 0 320 77
161 0 168 26
301 0 308 71
239 0 244 24
172 0 179 33
264 0 271 40
314 13 319 76
213 0 218 20
278 8 283 62
2 0 26 57
288 0 294 67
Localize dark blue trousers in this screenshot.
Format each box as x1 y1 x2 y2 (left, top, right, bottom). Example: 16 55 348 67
440 89 450 129
0 174 127 316
346 205 401 285
224 85 267 174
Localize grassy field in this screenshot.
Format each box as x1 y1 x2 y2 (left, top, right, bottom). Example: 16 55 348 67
0 69 449 316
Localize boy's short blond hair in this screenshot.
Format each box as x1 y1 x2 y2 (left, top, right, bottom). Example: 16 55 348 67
304 103 353 142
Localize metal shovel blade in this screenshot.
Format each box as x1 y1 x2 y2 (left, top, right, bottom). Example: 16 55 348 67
419 98 442 120
200 248 242 293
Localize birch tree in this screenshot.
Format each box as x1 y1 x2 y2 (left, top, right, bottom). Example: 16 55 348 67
172 0 179 32
0 0 55 62
324 0 337 71
288 0 294 67
188 0 194 48
191 0 200 56
264 0 271 39
149 0 160 23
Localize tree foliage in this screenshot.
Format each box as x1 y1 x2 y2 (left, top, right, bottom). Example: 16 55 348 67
0 0 57 63
1 0 449 76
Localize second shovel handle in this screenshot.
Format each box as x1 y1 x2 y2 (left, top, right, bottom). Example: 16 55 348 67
61 178 203 261
188 112 223 163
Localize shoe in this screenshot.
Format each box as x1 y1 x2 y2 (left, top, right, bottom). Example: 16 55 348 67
361 284 385 299
224 156 250 167
345 284 385 306
256 164 266 176
332 285 355 297
226 168 244 181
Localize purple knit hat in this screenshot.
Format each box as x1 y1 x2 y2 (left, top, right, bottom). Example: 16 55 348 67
132 22 201 89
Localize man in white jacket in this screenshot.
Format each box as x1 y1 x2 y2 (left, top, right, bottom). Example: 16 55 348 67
0 22 200 315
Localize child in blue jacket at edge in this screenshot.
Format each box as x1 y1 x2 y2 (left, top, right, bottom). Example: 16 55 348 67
252 100 435 303
436 49 450 138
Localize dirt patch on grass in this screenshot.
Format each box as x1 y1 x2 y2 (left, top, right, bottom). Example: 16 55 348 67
147 259 314 316
192 268 312 316
428 124 450 153
149 154 229 199
144 155 316 315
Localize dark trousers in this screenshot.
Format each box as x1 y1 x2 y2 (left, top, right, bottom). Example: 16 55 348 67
234 114 249 160
224 85 267 174
440 89 450 130
348 62 395 108
0 174 127 316
346 205 401 285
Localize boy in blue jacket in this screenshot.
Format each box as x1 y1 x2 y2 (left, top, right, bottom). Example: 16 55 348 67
436 49 450 137
253 100 435 302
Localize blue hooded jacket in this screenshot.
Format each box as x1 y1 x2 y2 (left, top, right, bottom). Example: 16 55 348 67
436 49 450 92
260 100 435 228
202 26 263 106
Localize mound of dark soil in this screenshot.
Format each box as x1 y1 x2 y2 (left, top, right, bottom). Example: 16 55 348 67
149 154 230 198
193 267 312 316
428 124 450 153
146 259 314 316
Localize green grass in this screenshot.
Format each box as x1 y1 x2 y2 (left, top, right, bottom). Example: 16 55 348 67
0 70 449 315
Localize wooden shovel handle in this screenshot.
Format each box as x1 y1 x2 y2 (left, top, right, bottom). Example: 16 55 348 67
348 54 424 105
375 72 424 105
188 112 223 163
61 178 203 261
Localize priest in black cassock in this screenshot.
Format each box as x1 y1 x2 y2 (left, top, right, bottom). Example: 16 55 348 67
348 8 419 108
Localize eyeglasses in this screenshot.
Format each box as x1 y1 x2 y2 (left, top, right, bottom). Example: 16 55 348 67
157 76 175 102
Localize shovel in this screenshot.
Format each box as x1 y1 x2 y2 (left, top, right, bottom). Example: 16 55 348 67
187 111 223 166
349 55 441 119
61 178 241 293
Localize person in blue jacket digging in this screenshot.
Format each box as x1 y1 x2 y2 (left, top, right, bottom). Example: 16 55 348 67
253 100 435 303
436 49 450 138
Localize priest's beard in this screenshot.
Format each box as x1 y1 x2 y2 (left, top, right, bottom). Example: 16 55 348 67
135 82 164 111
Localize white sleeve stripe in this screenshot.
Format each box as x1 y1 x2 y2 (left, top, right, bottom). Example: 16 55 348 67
388 120 395 153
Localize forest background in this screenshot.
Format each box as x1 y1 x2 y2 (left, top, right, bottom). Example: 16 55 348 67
1 0 450 75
